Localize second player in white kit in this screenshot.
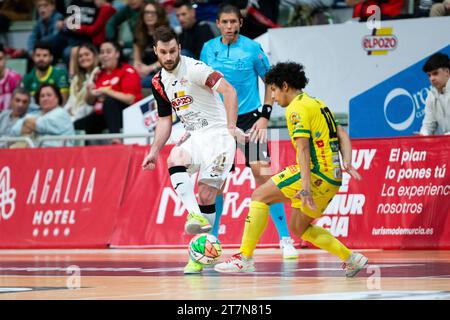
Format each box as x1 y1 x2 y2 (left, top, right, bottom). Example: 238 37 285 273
141 26 246 274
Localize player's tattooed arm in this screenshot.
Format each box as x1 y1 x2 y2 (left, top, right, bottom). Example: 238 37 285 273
294 137 317 211
337 125 361 180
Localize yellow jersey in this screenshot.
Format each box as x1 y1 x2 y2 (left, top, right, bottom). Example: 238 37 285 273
285 92 342 186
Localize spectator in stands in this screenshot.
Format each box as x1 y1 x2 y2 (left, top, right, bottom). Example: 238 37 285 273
0 88 30 148
0 0 34 22
84 41 142 140
279 0 334 26
174 0 216 59
65 43 100 123
68 0 116 76
231 0 280 38
133 1 169 88
345 0 404 21
419 52 450 135
105 0 146 47
22 41 69 105
27 0 64 60
0 43 22 112
51 0 100 66
10 83 75 147
430 0 450 16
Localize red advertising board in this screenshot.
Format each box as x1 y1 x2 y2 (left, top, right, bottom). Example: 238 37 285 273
0 146 132 248
329 135 450 249
1 135 449 249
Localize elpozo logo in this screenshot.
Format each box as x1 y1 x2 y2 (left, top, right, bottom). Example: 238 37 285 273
0 166 16 222
362 27 398 55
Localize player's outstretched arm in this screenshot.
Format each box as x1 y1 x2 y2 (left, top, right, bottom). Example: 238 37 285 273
142 115 172 170
215 77 248 144
336 125 361 180
294 137 317 211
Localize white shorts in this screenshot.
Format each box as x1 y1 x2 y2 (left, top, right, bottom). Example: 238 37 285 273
178 127 235 189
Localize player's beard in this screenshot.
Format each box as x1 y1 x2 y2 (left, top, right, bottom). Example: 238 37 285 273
162 54 181 72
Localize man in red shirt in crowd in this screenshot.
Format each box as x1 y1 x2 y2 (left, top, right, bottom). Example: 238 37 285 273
346 0 405 21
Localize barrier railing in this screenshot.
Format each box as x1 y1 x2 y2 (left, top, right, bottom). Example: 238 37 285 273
0 133 154 148
0 136 35 147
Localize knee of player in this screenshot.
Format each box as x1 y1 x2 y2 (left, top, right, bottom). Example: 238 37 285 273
198 185 217 205
250 186 267 203
167 148 184 167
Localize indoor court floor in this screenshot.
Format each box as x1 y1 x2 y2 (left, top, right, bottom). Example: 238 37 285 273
0 249 449 300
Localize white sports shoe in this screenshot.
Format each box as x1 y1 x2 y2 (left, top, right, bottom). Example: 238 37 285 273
342 252 368 277
214 253 255 273
279 237 298 259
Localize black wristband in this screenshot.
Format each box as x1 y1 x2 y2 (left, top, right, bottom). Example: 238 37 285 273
259 104 272 120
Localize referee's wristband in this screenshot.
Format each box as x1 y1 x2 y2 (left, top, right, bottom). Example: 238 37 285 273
258 104 272 120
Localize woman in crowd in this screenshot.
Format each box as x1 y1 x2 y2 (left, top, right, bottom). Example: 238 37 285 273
65 43 100 123
68 0 116 76
84 41 142 142
133 1 169 88
11 83 74 147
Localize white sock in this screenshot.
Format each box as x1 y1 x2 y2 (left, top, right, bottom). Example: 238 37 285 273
169 166 201 215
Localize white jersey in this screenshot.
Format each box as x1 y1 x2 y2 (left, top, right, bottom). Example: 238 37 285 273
151 56 228 133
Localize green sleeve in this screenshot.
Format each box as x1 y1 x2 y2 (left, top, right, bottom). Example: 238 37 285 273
22 73 31 92
56 69 69 92
105 7 129 41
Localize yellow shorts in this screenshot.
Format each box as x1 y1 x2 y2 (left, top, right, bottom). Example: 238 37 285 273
271 165 341 218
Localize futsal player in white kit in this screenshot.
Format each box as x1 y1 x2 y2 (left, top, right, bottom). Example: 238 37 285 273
141 26 247 273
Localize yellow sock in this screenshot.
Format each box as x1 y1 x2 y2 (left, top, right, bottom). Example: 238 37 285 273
301 224 352 261
239 201 270 258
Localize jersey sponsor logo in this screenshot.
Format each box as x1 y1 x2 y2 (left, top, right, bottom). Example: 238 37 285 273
315 140 325 148
290 112 300 125
171 95 193 110
362 27 398 55
314 179 323 187
287 165 297 174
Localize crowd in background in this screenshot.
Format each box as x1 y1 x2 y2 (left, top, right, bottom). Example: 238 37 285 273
0 0 448 148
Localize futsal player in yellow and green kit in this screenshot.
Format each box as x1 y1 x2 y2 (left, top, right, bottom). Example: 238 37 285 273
215 62 369 277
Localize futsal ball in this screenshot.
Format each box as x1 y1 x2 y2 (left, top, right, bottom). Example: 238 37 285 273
189 233 222 265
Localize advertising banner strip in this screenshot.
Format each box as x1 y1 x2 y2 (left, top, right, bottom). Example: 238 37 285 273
0 146 132 248
1 136 449 249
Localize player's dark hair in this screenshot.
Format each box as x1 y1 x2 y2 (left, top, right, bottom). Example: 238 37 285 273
174 0 193 9
153 26 179 45
422 53 450 73
0 43 4 54
265 62 309 90
33 41 53 55
217 4 242 20
34 83 63 106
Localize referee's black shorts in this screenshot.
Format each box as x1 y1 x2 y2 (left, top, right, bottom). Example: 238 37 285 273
235 110 271 167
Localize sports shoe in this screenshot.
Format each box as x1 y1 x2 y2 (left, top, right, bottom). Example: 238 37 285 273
184 258 203 274
184 212 212 234
279 237 298 259
342 252 368 277
214 253 255 273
